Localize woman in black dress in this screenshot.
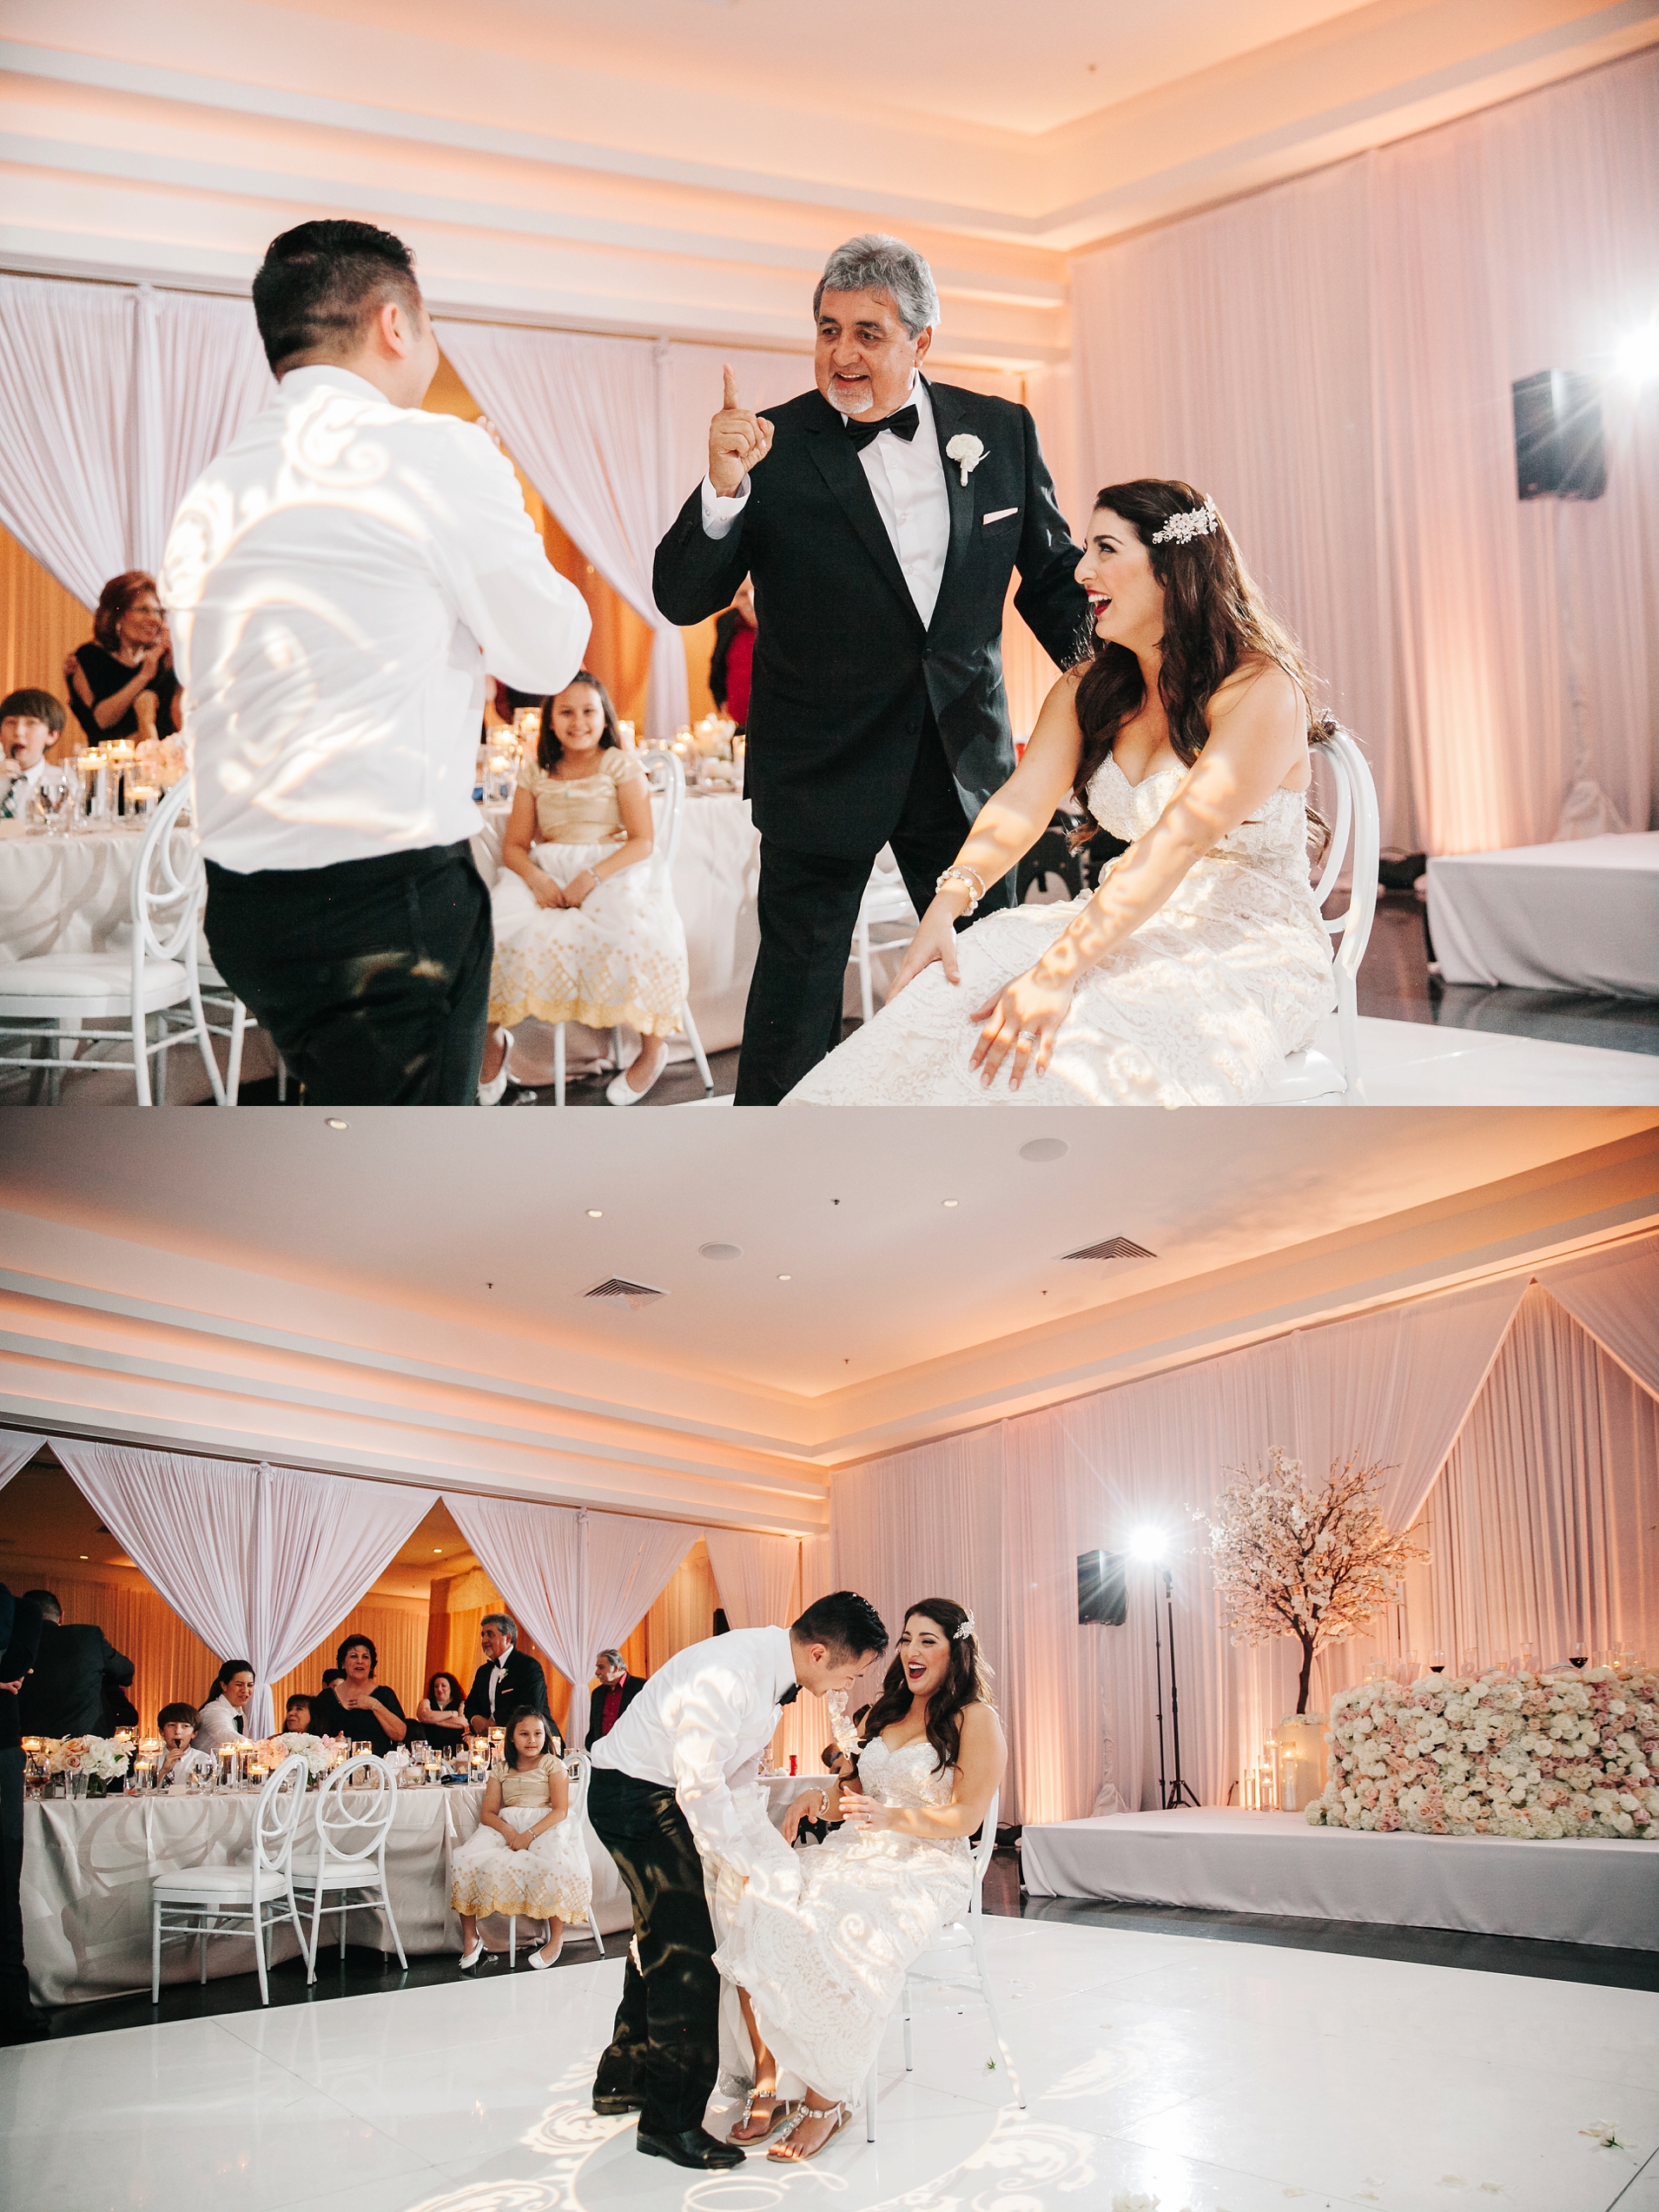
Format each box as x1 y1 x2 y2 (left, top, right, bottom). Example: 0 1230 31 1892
307 1634 407 1759
63 571 182 746
413 1670 471 1752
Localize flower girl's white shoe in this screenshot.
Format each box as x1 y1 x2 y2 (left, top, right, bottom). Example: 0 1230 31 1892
605 1056 663 1105
478 1030 514 1106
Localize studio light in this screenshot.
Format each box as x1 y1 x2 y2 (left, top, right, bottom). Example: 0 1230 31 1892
1614 318 1659 386
1129 1526 1166 1561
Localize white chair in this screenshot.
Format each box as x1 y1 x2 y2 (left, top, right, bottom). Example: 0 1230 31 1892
546 747 714 1105
504 1747 607 1965
0 776 226 1104
288 1752 407 1983
850 847 919 1024
195 935 288 1106
149 1752 308 2005
864 1789 1022 2142
1261 726 1380 1105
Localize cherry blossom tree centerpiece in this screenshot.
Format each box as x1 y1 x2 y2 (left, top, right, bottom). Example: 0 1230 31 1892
1207 1449 1424 1715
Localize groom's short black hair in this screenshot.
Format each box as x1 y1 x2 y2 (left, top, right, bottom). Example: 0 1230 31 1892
791 1591 888 1662
253 219 423 375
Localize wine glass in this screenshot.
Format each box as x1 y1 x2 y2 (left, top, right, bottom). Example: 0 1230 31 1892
1569 1640 1588 1669
1460 1651 1481 1679
1430 1651 1446 1673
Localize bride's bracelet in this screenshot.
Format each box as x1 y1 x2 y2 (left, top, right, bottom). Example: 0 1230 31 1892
935 864 985 915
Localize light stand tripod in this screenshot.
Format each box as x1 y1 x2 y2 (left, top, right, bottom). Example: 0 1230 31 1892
1151 1565 1200 1810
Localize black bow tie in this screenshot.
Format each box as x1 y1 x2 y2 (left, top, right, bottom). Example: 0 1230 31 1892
777 1683 801 1705
843 403 919 452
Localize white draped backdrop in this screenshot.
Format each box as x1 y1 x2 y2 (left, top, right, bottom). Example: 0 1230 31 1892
48 1443 430 1738
834 1235 1659 1826
1070 51 1659 855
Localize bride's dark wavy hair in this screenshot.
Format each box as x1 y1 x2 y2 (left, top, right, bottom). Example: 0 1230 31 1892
859 1599 994 1774
1069 480 1335 851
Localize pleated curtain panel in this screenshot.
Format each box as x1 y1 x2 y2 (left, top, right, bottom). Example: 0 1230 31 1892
443 1495 692 1745
702 1530 800 1633
0 1434 45 1500
49 1442 430 1737
0 277 274 607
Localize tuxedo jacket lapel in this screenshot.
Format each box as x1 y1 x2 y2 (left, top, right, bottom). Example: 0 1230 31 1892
925 378 976 635
802 394 924 631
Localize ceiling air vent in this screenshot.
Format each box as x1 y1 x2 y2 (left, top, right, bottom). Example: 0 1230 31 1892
1059 1236 1156 1262
582 1277 668 1312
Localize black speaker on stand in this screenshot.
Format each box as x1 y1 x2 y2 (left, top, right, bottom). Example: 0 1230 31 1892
1513 370 1605 501
1077 1550 1127 1626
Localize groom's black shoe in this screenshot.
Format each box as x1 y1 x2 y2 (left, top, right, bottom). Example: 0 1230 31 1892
637 2127 744 2170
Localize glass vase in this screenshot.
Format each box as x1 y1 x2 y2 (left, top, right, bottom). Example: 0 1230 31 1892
1273 1713 1328 1813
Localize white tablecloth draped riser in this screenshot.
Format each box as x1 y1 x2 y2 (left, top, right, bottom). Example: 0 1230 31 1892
22 1783 632 2006
1018 1808 1659 1950
1425 831 1659 997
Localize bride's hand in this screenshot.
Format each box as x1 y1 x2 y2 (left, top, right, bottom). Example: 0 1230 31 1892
887 896 964 999
838 1788 896 1833
968 965 1074 1090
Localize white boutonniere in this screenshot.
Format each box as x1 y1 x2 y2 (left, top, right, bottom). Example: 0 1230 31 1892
945 433 987 487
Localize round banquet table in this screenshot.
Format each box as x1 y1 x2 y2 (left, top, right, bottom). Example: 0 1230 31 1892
21 1782 631 2005
0 821 158 965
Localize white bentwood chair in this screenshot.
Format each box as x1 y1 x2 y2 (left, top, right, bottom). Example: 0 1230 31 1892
149 1752 308 2005
1260 726 1379 1106
0 775 227 1104
545 747 713 1106
288 1753 407 1982
849 847 919 1025
863 1789 1022 2142
503 1747 607 1966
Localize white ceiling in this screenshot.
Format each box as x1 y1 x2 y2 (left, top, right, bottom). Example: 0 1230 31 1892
272 0 1360 136
3 1107 1650 1402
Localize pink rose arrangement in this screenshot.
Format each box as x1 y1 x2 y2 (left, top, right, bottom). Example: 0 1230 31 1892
1308 1666 1658 1838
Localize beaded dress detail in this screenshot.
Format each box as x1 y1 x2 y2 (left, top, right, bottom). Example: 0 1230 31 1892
787 755 1334 1106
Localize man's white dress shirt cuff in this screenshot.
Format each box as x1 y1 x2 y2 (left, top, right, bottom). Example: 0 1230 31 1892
701 474 750 540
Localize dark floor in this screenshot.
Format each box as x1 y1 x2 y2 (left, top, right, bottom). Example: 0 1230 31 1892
29 1847 1655 2039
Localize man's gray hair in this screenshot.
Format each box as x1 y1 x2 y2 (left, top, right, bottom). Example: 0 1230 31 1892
598 1648 625 1668
481 1613 517 1642
814 235 940 338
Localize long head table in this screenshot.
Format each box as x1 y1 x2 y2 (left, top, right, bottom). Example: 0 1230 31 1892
23 1782 632 2006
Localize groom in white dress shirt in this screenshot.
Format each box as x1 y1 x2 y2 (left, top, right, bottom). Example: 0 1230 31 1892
586 1591 887 2170
161 218 591 1105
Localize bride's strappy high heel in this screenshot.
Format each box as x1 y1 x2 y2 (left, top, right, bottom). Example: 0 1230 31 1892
766 2099 853 2162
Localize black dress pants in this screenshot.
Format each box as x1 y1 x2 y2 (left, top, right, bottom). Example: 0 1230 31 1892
203 841 492 1106
586 1765 720 2137
0 1748 30 2035
735 724 1013 1105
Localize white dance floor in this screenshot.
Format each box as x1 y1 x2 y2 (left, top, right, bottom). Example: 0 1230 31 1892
1020 1811 1659 1950
3 1918 1656 2212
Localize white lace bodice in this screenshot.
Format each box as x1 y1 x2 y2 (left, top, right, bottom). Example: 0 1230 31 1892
1086 752 1314 882
856 1732 958 1811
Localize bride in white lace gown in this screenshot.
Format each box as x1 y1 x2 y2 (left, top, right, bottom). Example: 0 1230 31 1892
786 480 1337 1106
714 1599 1005 2163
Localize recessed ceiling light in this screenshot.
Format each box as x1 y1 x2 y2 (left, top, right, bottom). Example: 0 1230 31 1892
1019 1137 1067 1163
699 1242 742 1261
433 1547 442 1553
586 1209 604 1218
777 1273 791 1282
324 1117 348 1130
79 1553 88 1560
942 1199 959 1208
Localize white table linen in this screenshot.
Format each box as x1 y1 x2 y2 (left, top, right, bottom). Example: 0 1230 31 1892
23 1781 631 2005
0 824 152 964
1019 1807 1659 1950
1426 831 1659 996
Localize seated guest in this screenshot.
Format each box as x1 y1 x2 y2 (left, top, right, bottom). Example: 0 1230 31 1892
193 1659 256 1745
414 1670 470 1747
63 573 182 745
449 1707 591 1970
156 1704 201 1783
282 1694 314 1736
16 1592 135 1740
464 1615 559 1750
307 1634 407 1758
709 575 757 731
0 692 69 819
479 672 690 1109
585 1648 646 1749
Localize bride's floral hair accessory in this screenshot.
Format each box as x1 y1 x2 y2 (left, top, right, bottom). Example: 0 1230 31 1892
1150 499 1219 546
954 1613 976 1641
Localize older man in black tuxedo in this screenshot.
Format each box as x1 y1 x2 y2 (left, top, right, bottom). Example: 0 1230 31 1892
653 233 1088 1103
464 1613 559 1748
0 1584 43 2043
